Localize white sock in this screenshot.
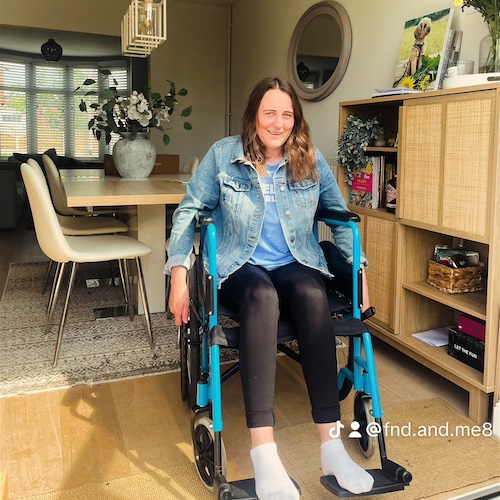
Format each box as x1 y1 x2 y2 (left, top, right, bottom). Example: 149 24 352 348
250 442 300 500
321 440 374 494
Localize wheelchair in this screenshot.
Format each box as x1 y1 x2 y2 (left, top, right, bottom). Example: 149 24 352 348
178 210 412 499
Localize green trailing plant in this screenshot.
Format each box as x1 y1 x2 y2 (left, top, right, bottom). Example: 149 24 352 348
338 114 384 184
76 69 193 146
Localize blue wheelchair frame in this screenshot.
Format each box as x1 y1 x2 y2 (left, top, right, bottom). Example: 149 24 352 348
188 210 411 499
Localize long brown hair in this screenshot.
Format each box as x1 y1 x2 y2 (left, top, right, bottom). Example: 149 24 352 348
240 77 317 181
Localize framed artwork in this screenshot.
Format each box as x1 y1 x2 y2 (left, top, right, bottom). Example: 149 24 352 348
392 8 454 91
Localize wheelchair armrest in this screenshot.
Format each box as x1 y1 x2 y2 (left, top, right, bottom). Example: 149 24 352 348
197 210 213 225
316 210 360 223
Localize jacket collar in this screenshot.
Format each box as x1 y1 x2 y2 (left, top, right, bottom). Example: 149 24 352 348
229 137 288 169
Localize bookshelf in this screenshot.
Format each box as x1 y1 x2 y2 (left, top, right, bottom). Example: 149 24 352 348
338 83 500 423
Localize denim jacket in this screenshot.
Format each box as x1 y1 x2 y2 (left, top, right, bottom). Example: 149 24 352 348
165 135 366 286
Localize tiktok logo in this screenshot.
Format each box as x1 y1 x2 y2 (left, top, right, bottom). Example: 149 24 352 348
327 422 345 439
327 420 368 439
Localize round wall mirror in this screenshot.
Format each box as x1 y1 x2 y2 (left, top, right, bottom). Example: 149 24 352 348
287 1 352 101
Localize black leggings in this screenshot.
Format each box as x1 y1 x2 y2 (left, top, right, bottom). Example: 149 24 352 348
219 262 340 428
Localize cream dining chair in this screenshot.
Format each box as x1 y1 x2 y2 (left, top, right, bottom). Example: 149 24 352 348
21 161 154 367
41 154 120 216
180 156 199 174
27 159 131 303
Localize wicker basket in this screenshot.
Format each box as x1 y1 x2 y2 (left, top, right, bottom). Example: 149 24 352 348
427 260 485 294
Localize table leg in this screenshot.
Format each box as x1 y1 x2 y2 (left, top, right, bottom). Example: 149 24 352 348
137 204 166 314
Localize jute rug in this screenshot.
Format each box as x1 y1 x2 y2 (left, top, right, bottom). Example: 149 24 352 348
16 398 500 500
0 262 185 397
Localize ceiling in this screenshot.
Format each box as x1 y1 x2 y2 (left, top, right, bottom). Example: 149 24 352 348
0 25 122 58
0 0 235 58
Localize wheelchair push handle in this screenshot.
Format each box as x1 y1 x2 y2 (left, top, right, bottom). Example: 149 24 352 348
315 210 365 317
197 210 214 226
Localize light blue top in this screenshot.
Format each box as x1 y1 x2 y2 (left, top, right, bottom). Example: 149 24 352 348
249 162 295 270
165 135 366 286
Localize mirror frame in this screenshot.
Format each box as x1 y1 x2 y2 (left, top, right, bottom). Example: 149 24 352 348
287 1 352 101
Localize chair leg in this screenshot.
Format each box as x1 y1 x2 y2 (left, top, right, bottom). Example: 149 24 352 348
118 259 128 304
122 259 135 322
47 262 62 313
165 274 173 319
107 260 118 287
136 256 154 348
42 260 54 294
53 262 78 367
46 262 65 335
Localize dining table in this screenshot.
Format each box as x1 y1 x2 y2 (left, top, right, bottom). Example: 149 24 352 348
62 173 190 313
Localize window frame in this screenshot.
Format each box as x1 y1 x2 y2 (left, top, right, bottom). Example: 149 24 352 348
0 53 131 161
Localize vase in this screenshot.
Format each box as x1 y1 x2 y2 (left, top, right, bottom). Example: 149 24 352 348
112 132 156 179
479 33 500 74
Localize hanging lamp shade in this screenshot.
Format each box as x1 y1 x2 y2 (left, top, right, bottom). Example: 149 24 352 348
297 62 309 81
121 0 167 57
41 37 63 62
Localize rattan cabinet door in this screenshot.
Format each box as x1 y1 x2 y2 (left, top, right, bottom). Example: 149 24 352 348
364 215 398 333
399 100 443 228
399 91 495 243
441 94 493 241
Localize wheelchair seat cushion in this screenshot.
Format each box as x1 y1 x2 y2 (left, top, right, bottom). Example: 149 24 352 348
212 300 367 349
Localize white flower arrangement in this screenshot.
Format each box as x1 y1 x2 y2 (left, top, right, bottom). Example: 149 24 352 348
78 70 192 146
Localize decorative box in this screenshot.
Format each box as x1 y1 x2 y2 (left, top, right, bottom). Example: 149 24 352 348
457 314 486 342
448 327 484 372
427 260 485 294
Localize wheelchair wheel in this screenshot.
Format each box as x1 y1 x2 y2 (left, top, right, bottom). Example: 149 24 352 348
336 335 354 401
187 256 202 408
179 257 202 407
179 324 189 402
354 391 377 458
193 415 227 492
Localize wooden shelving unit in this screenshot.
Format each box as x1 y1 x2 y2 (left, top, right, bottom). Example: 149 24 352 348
338 83 500 423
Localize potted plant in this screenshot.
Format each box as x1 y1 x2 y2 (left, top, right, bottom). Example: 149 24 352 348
76 70 193 178
338 114 383 184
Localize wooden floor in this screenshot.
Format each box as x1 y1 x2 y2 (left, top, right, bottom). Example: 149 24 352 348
0 209 495 499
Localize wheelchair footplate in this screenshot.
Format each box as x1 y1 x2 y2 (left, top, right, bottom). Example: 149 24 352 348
320 458 412 498
216 477 301 500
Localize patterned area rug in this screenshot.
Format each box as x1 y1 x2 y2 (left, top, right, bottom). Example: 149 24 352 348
0 261 199 397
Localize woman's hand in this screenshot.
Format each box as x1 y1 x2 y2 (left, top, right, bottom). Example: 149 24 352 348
169 266 190 326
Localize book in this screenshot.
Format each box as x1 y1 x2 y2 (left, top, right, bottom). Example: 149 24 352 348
350 157 381 209
437 29 463 89
442 29 463 80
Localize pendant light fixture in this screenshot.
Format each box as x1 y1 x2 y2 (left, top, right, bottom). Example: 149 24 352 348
121 0 167 57
297 61 310 81
41 35 63 62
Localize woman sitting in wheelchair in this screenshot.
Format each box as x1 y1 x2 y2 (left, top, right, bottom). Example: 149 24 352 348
167 76 374 498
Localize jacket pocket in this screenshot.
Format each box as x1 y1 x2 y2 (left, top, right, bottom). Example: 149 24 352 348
220 176 252 213
288 179 318 209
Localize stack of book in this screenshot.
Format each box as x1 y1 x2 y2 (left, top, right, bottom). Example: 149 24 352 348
350 156 396 210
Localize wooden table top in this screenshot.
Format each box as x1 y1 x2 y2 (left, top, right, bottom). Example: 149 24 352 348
62 174 190 207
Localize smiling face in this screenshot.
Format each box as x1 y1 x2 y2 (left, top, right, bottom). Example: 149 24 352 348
256 88 295 163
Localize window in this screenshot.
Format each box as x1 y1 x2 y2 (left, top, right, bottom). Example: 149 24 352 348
0 56 129 161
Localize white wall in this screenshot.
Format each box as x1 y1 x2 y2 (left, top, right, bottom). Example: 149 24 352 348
148 1 229 165
0 0 130 35
230 0 489 159
0 0 490 164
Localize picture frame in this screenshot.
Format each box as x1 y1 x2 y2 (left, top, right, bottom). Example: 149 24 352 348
392 8 454 91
